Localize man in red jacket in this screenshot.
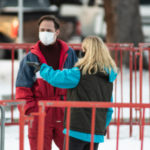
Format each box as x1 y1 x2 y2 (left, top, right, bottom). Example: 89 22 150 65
16 15 77 150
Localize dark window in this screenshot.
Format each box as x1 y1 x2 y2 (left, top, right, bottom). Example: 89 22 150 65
1 0 50 7
140 0 150 4
50 0 82 6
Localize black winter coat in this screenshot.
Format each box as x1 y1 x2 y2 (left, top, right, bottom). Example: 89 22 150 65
65 71 113 135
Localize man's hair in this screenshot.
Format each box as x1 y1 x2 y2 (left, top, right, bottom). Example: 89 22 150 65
38 15 60 30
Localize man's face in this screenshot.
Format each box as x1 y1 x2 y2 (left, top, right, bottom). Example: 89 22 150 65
39 20 59 44
39 20 56 32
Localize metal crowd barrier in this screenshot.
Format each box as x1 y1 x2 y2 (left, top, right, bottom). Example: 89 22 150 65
0 43 146 132
0 100 150 150
34 101 150 150
0 100 25 150
0 43 150 149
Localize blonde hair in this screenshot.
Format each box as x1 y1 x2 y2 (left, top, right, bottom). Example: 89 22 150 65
75 36 117 75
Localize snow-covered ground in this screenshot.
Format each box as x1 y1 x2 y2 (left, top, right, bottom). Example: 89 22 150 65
4 125 150 150
0 60 150 150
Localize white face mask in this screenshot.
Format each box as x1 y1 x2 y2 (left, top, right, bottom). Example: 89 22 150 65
39 31 55 46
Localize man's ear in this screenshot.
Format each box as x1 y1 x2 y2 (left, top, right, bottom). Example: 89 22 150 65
56 29 60 36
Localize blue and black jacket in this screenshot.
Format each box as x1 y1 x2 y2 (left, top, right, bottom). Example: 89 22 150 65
40 64 117 143
16 40 77 124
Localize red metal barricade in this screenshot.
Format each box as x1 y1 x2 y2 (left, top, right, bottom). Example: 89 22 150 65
1 100 150 150
0 43 80 125
35 101 150 150
0 43 150 150
0 43 147 125
16 100 150 150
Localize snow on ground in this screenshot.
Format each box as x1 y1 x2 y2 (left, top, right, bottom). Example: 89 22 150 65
5 126 59 150
0 60 150 150
0 60 19 100
4 125 150 150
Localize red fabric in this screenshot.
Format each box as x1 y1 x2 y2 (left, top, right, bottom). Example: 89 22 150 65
16 87 37 115
28 114 64 150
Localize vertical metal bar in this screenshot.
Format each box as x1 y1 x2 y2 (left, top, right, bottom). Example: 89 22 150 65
11 48 15 123
90 107 96 150
26 48 30 54
19 105 25 150
65 107 71 150
18 0 24 59
134 53 138 121
139 48 143 108
0 106 5 150
11 48 15 100
139 48 143 140
120 50 123 122
114 47 118 122
149 50 150 121
141 108 145 150
139 109 142 140
106 126 110 139
116 108 120 150
129 50 133 137
37 104 45 150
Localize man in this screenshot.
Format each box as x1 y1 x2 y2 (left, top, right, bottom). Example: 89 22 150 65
16 15 77 150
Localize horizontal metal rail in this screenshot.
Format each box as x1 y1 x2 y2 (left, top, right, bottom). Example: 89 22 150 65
0 43 136 51
38 101 150 108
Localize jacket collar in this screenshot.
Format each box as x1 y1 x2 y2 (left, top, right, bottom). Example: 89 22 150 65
30 39 69 66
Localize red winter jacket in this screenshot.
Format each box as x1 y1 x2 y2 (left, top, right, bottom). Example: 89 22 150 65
16 40 77 125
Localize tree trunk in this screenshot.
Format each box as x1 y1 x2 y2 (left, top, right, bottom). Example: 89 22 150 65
103 0 148 69
103 0 144 44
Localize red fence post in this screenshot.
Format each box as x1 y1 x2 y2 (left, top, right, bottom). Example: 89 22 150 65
114 47 118 123
129 50 133 137
139 48 143 108
141 108 145 150
116 107 120 150
149 50 150 122
90 107 96 150
134 51 138 121
120 50 123 122
11 48 15 123
65 107 71 150
139 47 143 140
19 104 25 150
37 103 45 150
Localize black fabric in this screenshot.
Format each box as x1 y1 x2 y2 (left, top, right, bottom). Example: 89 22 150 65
65 71 113 135
63 136 99 150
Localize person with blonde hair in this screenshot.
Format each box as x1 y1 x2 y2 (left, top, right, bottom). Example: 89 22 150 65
27 36 117 150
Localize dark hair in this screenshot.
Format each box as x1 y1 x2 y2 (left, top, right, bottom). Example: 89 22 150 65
38 15 60 30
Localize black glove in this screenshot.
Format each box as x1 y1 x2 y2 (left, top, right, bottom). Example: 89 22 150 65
27 61 41 73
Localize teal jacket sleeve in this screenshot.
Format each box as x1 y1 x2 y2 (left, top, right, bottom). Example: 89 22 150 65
106 69 118 127
106 98 114 127
40 63 81 89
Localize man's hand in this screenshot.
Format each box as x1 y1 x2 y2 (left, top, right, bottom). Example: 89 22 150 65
27 61 41 73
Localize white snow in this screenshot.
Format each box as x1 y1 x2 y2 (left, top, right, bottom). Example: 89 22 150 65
0 60 150 150
4 125 150 150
